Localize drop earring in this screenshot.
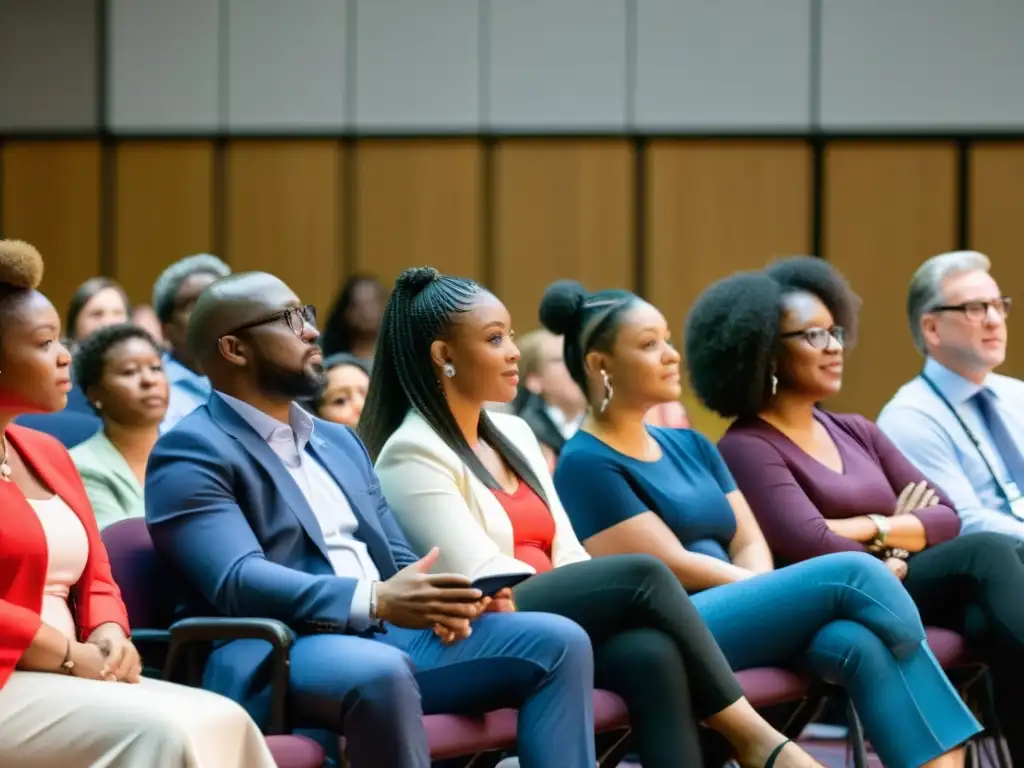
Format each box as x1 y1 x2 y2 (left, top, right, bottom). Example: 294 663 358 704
600 369 614 414
443 362 456 378
771 374 778 397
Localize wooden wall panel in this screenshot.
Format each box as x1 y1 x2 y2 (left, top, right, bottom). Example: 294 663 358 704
354 140 482 288
493 139 634 332
646 140 812 438
970 142 1024 379
824 142 958 417
114 141 214 305
225 140 343 316
1 140 101 324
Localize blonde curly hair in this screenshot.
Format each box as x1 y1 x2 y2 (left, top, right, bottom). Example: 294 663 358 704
0 240 44 290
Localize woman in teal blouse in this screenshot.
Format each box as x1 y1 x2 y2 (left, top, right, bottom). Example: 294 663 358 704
70 324 168 528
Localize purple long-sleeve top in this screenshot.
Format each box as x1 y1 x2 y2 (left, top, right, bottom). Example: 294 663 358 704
717 410 962 565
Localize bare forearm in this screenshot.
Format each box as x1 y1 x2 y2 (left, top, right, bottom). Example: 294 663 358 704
826 515 928 552
730 542 774 574
17 622 71 673
665 551 756 592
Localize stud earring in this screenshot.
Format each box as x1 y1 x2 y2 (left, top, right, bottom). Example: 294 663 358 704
443 362 456 378
771 375 778 397
93 401 102 410
600 369 614 414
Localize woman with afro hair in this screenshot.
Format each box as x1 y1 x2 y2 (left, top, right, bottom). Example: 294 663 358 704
543 276 981 768
694 256 1024 765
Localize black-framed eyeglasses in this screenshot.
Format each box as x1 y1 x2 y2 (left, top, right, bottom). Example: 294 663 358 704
929 297 1011 322
780 325 845 350
223 304 317 338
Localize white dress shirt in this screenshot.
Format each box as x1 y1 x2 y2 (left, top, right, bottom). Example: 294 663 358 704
220 393 380 629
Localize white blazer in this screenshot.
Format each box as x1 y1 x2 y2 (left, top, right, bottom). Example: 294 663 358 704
375 409 591 579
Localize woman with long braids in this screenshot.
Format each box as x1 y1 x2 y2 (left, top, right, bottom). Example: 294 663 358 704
365 267 939 768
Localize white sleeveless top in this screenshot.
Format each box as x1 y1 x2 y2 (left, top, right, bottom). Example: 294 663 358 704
30 496 89 640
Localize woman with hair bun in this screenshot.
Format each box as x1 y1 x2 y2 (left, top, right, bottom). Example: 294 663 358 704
543 277 979 768
367 267 833 768
0 240 276 767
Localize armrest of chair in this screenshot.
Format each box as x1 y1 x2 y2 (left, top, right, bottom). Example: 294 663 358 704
166 617 295 735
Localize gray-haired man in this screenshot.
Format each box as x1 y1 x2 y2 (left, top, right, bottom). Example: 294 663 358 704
878 250 1024 540
152 253 231 431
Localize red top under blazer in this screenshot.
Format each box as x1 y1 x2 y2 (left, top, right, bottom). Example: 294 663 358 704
0 425 130 688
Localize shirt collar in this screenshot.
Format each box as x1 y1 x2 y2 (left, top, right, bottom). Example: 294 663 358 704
163 353 210 389
217 391 315 457
923 357 992 405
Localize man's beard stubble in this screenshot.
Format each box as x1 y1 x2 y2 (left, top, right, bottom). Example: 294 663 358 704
253 356 324 401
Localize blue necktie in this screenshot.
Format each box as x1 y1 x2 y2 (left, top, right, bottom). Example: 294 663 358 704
973 388 1024 489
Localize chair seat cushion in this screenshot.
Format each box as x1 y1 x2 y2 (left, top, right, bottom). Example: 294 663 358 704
925 627 973 668
337 689 631 761
735 667 811 708
265 735 325 768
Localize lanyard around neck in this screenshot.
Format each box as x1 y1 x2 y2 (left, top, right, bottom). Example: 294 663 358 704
918 371 1016 506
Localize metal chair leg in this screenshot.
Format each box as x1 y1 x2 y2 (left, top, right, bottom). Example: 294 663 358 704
846 701 869 768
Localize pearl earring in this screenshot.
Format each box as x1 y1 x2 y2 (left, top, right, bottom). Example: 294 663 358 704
443 362 456 378
771 375 778 396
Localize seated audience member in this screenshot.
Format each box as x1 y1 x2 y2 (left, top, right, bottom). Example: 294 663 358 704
131 302 167 349
514 330 587 469
152 253 231 432
540 280 978 768
58 276 130 417
366 268 897 768
0 240 275 767
70 324 167 528
65 276 130 350
878 251 1024 541
320 273 386 360
303 352 370 427
145 272 599 768
685 257 1024 764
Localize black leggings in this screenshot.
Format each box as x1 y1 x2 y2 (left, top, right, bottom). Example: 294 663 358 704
904 532 1024 760
513 554 743 768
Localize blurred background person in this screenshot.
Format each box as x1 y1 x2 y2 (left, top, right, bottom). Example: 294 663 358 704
151 253 231 431
303 352 370 427
320 274 386 360
513 329 587 469
65 277 131 350
130 303 166 349
70 324 168 528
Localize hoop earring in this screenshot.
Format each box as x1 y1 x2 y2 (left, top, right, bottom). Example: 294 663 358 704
443 362 456 378
600 369 614 414
771 374 778 397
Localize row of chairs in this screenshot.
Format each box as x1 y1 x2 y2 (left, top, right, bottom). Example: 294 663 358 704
99 518 1004 768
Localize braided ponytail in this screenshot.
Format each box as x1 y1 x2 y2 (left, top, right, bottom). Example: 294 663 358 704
360 267 549 504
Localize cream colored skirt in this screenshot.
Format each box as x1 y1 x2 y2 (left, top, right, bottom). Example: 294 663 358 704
0 671 277 767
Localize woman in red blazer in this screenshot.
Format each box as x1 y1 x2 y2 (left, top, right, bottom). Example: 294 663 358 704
0 240 275 767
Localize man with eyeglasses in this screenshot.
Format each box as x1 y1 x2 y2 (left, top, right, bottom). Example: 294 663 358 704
145 272 598 768
879 250 1024 540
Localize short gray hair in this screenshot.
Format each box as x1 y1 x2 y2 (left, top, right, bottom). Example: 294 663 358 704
152 253 231 324
907 250 991 353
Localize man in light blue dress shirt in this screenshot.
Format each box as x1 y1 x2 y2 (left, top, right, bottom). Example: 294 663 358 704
151 253 231 432
879 250 1024 540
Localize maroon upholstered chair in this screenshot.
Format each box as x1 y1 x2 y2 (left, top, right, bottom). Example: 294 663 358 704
102 518 326 768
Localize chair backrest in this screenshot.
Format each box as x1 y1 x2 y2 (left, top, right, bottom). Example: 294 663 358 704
100 518 177 630
15 411 101 448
